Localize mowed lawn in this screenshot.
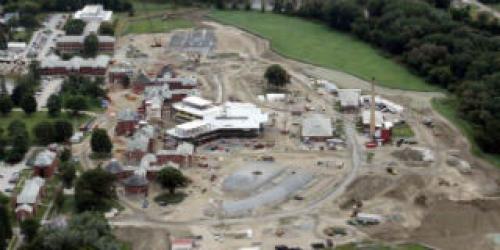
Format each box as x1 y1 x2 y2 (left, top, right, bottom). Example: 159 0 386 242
116 1 194 35
123 17 193 34
211 11 437 92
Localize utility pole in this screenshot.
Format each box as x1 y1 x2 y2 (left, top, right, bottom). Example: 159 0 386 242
369 77 376 140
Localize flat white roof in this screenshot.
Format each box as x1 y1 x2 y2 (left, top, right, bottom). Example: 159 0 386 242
168 102 268 139
302 114 333 138
74 5 113 22
362 110 384 127
173 101 221 118
8 42 27 49
183 96 212 107
338 89 361 107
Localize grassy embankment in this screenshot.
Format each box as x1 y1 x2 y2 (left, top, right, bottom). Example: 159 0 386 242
210 11 437 92
432 98 500 167
115 1 193 35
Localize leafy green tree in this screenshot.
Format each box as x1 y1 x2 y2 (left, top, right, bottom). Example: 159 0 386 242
64 95 87 115
75 168 116 212
0 205 12 249
60 161 77 188
0 95 13 115
33 121 55 145
157 167 188 194
25 212 124 250
20 94 37 115
11 83 32 106
6 120 30 163
323 0 363 31
264 64 290 88
83 34 99 58
63 19 86 35
20 218 40 242
98 22 115 36
47 94 62 117
53 120 74 143
59 147 72 162
90 128 112 154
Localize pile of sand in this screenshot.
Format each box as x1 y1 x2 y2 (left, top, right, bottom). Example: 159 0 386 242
410 199 500 250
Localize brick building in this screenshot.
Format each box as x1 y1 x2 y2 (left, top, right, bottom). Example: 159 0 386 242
125 125 156 163
56 35 115 54
33 150 59 178
123 172 149 195
40 55 110 76
156 142 194 168
115 109 139 136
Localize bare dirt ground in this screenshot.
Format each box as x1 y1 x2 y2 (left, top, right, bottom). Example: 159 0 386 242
107 17 500 250
114 226 171 250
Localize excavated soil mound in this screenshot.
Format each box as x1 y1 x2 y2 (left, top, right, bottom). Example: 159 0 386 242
410 199 500 250
114 226 170 250
339 175 393 209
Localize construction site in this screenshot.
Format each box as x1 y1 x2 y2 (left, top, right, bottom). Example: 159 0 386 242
88 15 500 250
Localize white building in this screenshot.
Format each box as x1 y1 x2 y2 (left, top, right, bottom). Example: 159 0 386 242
337 89 361 111
172 96 221 122
7 42 27 53
74 5 113 22
167 101 268 142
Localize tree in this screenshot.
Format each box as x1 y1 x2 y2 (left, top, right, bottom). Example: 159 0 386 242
83 34 99 58
47 94 62 117
6 119 30 163
0 95 13 115
323 0 363 31
20 218 40 242
64 19 86 35
11 83 32 106
264 64 290 88
33 121 55 145
25 212 124 250
0 29 7 50
59 147 72 162
0 205 12 249
156 167 188 194
75 168 116 212
64 95 87 115
20 94 37 115
90 128 112 154
98 22 114 36
122 75 131 88
60 161 77 188
0 76 7 96
53 120 74 143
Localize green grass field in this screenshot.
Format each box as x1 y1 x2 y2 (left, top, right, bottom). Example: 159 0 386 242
210 11 437 92
0 111 91 142
116 1 194 35
123 17 193 34
432 98 500 167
